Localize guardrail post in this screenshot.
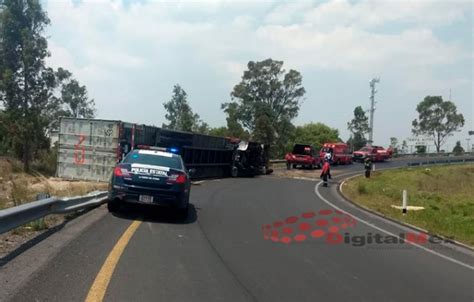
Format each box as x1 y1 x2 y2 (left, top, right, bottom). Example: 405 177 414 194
402 190 408 214
372 164 375 172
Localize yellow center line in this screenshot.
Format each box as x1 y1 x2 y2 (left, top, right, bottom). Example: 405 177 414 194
85 220 142 302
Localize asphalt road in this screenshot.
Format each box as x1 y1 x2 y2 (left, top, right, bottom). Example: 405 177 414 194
4 159 474 302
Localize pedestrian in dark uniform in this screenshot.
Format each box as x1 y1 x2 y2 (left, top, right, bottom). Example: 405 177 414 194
364 157 372 178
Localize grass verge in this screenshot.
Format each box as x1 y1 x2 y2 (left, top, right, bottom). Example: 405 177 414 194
342 164 474 246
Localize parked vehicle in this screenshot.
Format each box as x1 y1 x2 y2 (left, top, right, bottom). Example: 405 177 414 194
319 143 353 165
352 145 391 162
285 144 321 170
108 146 194 217
386 147 394 158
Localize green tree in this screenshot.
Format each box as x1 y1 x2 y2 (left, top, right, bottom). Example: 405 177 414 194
221 102 247 138
223 58 305 148
0 0 56 170
412 96 465 153
209 126 229 137
452 141 464 155
163 84 201 132
194 121 210 135
294 123 340 150
56 68 95 119
401 140 408 154
347 106 369 150
390 137 399 154
415 145 426 154
253 114 275 145
347 132 367 151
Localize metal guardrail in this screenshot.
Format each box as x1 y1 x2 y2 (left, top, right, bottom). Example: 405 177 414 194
407 157 474 166
270 153 474 163
0 191 108 235
395 152 474 158
269 159 286 164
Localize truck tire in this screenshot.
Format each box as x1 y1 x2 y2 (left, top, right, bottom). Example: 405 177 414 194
292 164 297 169
231 166 239 177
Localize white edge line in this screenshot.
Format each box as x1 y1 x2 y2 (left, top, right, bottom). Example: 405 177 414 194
314 181 474 271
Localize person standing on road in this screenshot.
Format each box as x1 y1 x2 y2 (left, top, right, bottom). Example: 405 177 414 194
364 157 372 178
320 159 331 187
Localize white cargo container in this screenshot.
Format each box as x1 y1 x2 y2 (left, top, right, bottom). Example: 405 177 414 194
57 118 121 182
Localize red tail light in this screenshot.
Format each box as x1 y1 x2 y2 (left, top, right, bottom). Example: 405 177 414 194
114 166 123 177
114 166 131 177
168 173 187 184
175 174 187 184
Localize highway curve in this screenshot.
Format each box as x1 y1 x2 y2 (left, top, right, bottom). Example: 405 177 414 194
4 159 474 302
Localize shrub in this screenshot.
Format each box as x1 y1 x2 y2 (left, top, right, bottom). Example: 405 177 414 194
32 147 58 176
358 182 368 194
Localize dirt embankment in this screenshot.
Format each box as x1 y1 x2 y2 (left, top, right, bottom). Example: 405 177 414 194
0 158 108 258
0 158 107 210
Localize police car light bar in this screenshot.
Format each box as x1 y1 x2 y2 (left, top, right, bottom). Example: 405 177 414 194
136 145 179 153
168 147 179 153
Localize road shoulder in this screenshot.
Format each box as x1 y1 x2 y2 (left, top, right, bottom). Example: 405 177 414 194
0 205 108 301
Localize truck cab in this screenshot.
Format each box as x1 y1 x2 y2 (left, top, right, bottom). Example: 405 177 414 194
320 143 353 165
230 141 269 177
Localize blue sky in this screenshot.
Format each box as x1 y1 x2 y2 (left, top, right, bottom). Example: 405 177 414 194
44 0 473 151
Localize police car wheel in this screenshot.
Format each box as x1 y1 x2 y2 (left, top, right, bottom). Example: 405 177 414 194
107 199 119 213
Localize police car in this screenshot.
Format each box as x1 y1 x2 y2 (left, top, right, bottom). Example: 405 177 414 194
108 146 194 217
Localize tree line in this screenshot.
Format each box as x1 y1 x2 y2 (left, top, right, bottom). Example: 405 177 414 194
162 59 466 157
0 0 96 171
162 59 341 158
1 1 467 173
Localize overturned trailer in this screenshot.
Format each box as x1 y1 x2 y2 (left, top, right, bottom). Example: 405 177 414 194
56 117 268 181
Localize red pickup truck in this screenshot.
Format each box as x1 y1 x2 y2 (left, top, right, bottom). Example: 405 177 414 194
352 146 391 162
285 144 321 170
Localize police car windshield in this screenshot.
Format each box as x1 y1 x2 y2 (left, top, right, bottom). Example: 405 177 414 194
123 151 183 170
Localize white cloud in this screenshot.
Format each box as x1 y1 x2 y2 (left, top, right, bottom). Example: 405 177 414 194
303 0 470 29
43 0 472 145
45 0 468 76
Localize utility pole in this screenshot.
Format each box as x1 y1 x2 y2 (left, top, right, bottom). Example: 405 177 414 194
368 78 380 146
469 131 474 152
